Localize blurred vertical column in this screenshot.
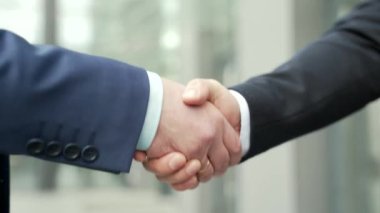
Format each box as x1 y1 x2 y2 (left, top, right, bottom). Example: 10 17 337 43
234 0 298 213
44 0 57 44
235 1 377 213
296 1 374 213
177 0 200 83
37 0 60 191
292 0 333 213
368 103 380 213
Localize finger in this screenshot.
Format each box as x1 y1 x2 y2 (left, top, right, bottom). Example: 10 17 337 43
182 79 210 105
157 159 201 184
171 176 199 191
197 158 214 182
143 152 187 176
223 119 242 166
134 151 148 162
207 135 230 176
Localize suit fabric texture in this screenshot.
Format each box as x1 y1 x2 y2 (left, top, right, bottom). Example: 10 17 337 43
0 30 151 212
233 0 380 161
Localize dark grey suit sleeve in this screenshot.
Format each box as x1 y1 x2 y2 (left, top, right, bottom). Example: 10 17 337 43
232 0 380 161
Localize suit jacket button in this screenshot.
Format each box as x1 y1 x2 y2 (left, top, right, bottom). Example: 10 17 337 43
82 145 99 163
26 138 45 155
46 141 62 157
63 143 81 160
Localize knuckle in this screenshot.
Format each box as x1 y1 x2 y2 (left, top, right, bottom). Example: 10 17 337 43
215 170 227 177
213 161 228 175
190 181 200 189
230 142 242 156
198 174 212 183
174 173 191 185
213 160 229 175
199 127 217 145
189 127 218 157
187 178 199 189
188 143 203 158
173 180 196 191
172 184 184 191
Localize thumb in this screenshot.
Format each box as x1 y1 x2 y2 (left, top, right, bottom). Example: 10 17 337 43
134 151 148 162
143 152 187 176
183 79 241 132
182 79 222 106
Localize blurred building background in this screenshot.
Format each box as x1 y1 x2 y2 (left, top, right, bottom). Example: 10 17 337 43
0 0 379 212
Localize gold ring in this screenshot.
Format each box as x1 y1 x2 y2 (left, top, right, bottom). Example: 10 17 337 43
199 160 211 173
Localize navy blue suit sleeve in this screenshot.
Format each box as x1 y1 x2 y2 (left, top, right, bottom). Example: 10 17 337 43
0 30 150 173
232 0 380 160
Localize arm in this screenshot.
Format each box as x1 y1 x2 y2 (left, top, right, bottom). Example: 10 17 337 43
0 30 240 175
138 0 380 190
232 0 380 160
0 29 150 172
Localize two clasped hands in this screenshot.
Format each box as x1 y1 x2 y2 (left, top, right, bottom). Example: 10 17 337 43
134 78 243 191
129 0 380 190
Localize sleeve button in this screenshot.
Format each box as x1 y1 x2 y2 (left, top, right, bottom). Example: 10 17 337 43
26 138 45 155
82 145 99 163
46 141 62 157
63 143 81 160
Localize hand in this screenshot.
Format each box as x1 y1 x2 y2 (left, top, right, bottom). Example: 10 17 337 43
135 78 240 190
135 151 202 190
135 79 242 190
183 79 240 132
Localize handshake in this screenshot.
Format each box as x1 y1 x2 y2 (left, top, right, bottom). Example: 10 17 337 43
134 78 244 191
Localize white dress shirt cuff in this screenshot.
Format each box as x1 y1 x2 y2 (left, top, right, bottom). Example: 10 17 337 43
229 90 251 156
136 71 163 150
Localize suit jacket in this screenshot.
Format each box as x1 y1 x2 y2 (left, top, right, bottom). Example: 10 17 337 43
233 0 380 161
0 30 151 212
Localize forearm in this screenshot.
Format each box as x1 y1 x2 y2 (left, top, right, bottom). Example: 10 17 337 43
0 30 151 172
232 0 380 159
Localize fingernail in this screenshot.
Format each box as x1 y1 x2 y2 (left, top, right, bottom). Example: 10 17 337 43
183 88 197 99
186 160 201 175
169 154 183 170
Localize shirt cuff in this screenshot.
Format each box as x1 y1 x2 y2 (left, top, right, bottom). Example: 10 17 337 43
135 71 163 150
229 90 251 157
